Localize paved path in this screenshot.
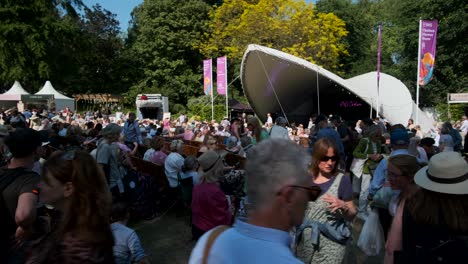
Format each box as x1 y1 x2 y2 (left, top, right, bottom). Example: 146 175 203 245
134 208 384 263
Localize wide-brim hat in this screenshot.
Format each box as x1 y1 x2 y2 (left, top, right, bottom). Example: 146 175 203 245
99 123 122 136
415 152 468 195
198 150 221 173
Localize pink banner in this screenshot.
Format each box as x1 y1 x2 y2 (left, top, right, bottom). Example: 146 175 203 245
419 20 438 86
203 59 212 95
217 56 227 95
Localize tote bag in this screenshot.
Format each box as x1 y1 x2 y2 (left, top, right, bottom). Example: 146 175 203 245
350 138 369 178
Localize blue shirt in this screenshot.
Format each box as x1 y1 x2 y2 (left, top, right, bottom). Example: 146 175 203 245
111 223 146 264
368 149 409 196
317 127 345 156
123 120 142 144
189 219 301 264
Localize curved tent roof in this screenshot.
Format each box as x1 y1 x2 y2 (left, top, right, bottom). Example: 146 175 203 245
4 81 29 95
240 44 434 132
36 81 73 100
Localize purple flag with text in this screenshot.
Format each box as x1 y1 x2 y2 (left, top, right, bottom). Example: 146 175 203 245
203 59 212 95
217 56 227 95
419 20 438 86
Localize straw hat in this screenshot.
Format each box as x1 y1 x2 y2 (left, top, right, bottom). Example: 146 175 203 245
414 152 468 195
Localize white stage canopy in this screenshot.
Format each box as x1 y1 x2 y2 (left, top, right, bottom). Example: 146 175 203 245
240 44 434 132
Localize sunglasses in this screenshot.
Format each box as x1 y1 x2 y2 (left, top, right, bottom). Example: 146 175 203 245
320 155 339 162
277 185 322 201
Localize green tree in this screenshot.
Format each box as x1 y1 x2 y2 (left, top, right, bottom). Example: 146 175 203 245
0 0 62 91
126 0 212 106
391 0 468 106
199 0 349 73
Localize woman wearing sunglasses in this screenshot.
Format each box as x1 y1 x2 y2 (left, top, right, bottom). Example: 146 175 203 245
296 138 356 264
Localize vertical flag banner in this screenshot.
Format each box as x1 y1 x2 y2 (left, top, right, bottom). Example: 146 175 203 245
203 59 212 95
419 20 438 86
217 56 227 95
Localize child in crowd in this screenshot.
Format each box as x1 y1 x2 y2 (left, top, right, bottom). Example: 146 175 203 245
111 202 149 264
181 155 200 185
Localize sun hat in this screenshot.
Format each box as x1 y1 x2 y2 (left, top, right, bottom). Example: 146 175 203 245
390 128 410 145
99 123 122 136
414 152 468 195
198 150 221 173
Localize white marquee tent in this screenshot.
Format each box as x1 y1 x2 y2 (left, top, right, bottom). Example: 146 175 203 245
0 81 30 101
36 81 75 111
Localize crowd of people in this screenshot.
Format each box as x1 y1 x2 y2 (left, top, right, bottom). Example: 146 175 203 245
1 106 468 263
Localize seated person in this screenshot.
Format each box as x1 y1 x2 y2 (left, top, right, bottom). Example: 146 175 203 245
143 137 167 165
191 150 232 240
180 155 200 185
111 202 149 264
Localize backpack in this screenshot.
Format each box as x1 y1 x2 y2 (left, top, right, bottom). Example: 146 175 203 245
397 206 468 263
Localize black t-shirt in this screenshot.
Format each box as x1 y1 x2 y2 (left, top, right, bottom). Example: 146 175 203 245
1 168 39 239
398 204 468 263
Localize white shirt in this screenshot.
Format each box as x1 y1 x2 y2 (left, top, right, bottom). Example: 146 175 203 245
417 146 428 164
266 116 273 125
164 152 184 188
460 120 468 133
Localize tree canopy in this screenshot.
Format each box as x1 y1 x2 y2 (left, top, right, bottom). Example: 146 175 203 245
198 0 349 72
0 0 466 112
125 0 212 107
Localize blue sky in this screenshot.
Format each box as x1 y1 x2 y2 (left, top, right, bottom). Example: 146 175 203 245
82 0 143 32
83 0 316 32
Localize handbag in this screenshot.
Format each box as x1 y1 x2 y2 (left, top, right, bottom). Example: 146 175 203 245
357 208 384 256
350 138 369 178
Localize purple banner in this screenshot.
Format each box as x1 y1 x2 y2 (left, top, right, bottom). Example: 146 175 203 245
203 59 212 95
377 24 382 82
419 20 438 86
216 56 227 95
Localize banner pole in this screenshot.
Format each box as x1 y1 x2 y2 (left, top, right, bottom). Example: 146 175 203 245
316 68 320 115
225 57 228 118
210 59 214 121
416 19 422 125
376 23 382 118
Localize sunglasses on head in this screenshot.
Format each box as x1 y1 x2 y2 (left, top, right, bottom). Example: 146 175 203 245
277 185 322 201
320 155 339 162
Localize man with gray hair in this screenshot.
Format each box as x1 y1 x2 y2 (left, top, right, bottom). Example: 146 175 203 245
189 139 320 264
269 116 289 140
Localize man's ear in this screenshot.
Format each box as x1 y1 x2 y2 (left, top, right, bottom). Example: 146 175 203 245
63 182 74 198
279 186 295 205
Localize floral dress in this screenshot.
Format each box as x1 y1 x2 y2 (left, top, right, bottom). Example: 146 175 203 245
296 173 349 264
